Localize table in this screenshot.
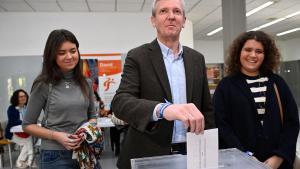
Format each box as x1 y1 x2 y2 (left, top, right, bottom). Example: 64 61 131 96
10 125 23 132
10 118 115 132
97 117 115 128
131 148 270 169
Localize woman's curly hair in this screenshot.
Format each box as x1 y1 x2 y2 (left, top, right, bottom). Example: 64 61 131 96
226 31 281 76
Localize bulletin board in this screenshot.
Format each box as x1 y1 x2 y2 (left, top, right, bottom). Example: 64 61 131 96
206 64 223 95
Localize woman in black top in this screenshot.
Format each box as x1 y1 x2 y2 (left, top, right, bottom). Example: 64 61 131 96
213 31 299 169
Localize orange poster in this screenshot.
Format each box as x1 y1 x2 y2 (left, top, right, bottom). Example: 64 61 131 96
82 54 123 110
98 60 122 76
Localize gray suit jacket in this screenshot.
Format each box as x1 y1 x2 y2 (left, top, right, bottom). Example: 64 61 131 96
112 39 215 169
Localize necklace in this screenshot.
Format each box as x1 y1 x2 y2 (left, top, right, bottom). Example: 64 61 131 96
257 75 267 126
65 81 71 89
245 74 268 126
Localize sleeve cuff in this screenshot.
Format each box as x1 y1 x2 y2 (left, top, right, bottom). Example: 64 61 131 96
152 103 162 121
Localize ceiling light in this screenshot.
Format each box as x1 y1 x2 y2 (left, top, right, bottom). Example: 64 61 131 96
246 1 274 17
207 27 223 36
251 18 285 31
250 10 300 31
206 1 275 36
285 11 300 18
276 27 300 36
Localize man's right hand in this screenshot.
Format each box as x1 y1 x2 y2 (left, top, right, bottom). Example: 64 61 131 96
163 103 205 134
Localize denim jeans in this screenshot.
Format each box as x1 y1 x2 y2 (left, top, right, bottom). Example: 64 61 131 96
40 150 79 169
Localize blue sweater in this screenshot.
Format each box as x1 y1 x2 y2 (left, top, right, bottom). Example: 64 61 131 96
213 72 299 169
5 105 22 140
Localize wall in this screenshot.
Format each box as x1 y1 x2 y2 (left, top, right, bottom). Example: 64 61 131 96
0 12 193 57
194 40 224 64
0 56 42 121
194 37 300 64
282 38 300 61
0 12 194 121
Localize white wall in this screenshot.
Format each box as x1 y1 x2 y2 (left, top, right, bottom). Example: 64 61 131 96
194 38 300 64
0 12 193 57
281 38 300 61
194 40 224 64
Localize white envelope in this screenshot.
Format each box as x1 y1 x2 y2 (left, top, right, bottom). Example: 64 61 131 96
187 128 218 169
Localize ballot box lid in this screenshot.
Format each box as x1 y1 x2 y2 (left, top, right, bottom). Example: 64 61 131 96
130 148 269 169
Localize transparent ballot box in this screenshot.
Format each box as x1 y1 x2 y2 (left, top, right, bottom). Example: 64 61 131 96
131 148 269 169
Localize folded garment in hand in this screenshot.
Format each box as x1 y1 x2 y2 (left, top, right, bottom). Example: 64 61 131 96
72 122 104 169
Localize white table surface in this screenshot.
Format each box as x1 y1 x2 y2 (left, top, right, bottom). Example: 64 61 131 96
10 118 114 133
10 124 42 133
97 117 115 128
10 125 23 132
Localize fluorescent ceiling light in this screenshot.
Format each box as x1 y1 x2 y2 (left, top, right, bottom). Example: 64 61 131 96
250 10 300 31
285 11 300 18
251 18 285 31
206 1 274 36
276 27 300 36
207 27 223 36
246 1 274 17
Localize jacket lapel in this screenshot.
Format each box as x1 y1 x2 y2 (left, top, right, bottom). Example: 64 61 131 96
183 47 194 103
264 74 275 115
149 39 172 101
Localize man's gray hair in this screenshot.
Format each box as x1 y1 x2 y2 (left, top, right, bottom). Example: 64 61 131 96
151 0 186 16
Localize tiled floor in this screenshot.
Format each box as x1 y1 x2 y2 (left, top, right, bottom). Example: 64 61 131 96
100 150 118 169
0 127 122 169
0 147 118 169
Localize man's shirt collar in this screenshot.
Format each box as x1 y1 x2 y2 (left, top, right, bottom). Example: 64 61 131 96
157 39 183 60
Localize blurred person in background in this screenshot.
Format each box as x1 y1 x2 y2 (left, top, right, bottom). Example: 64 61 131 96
5 89 35 168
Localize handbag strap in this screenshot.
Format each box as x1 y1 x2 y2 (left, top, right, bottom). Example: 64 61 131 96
42 83 52 127
273 83 283 125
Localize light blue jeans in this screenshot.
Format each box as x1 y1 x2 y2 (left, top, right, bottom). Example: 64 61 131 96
39 150 79 169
